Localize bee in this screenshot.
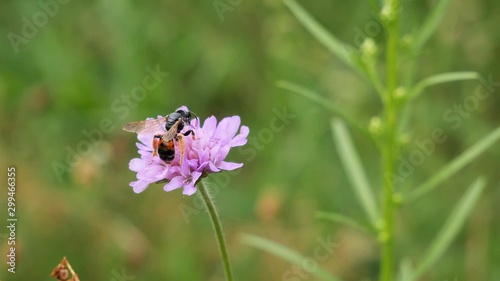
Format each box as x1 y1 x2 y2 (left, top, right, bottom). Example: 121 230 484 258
123 110 196 164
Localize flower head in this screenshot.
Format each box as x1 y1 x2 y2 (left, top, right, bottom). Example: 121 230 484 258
128 106 249 195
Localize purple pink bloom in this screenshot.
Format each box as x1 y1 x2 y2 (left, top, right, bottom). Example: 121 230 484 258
128 106 249 195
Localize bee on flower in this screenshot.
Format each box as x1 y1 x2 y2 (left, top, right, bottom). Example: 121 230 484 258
123 106 249 195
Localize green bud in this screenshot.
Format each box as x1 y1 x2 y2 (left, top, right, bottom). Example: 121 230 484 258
380 5 394 22
393 193 404 205
395 87 406 99
399 134 410 146
361 37 378 58
369 116 382 136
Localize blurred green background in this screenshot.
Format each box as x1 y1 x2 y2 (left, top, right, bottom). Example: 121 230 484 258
1 0 499 280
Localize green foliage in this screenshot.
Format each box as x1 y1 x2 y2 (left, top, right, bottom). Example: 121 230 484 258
256 0 498 281
408 72 480 101
282 0 361 74
409 126 500 201
408 177 485 281
1 0 499 280
277 80 371 139
330 119 379 228
241 234 341 281
412 0 453 54
315 211 373 235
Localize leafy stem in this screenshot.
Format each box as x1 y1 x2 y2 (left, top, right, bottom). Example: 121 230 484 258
380 0 400 280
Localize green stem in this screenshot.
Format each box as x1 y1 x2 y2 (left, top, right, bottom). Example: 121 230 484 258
197 180 234 281
380 0 400 281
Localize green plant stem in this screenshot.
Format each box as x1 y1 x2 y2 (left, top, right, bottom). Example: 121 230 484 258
380 1 400 281
197 180 234 281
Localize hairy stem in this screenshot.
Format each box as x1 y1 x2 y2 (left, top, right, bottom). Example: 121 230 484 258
198 180 234 281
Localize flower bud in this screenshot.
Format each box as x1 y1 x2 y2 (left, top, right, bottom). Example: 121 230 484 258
395 87 406 100
369 116 382 136
361 37 378 58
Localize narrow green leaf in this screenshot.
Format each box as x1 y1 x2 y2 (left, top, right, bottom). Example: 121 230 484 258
409 126 500 201
241 234 342 281
394 71 477 134
412 0 453 52
315 211 373 234
331 119 379 227
282 0 359 71
408 72 479 100
276 80 372 141
409 177 485 281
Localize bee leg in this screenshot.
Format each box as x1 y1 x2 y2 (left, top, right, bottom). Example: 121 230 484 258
176 134 185 165
152 135 162 158
183 129 195 139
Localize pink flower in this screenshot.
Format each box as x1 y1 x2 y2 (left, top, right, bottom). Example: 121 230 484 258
128 106 249 195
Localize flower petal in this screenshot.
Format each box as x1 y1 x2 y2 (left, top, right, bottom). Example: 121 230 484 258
127 110 248 194
182 184 197 196
176 105 189 112
130 180 150 193
196 161 210 172
214 116 231 135
165 165 181 180
195 147 209 164
138 149 152 157
138 133 155 147
163 176 184 192
208 161 220 172
216 145 231 163
182 171 202 195
219 116 241 140
129 158 146 172
137 164 166 181
218 161 243 171
210 143 222 161
180 156 191 175
136 142 151 152
202 116 217 136
230 125 249 147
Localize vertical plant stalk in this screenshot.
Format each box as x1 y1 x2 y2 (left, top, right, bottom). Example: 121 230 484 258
198 180 234 281
381 0 400 280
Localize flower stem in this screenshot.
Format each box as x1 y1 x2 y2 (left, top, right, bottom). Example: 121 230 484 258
197 180 234 281
380 0 400 280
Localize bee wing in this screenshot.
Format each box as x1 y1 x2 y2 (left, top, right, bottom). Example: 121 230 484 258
161 118 182 141
123 117 167 135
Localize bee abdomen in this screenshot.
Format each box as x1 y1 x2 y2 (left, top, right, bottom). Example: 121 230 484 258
158 147 175 162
